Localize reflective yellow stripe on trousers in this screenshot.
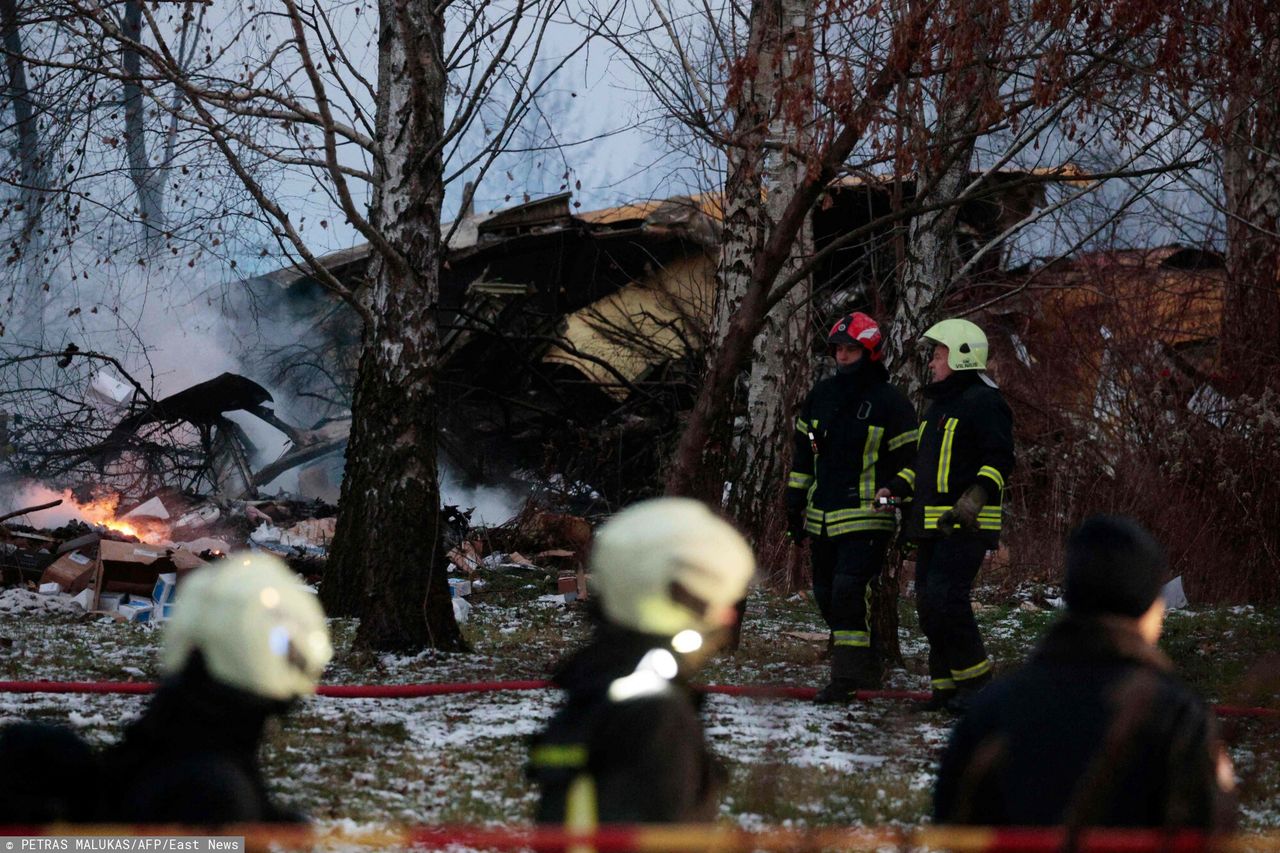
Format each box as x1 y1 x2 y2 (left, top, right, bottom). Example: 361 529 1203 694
565 773 598 853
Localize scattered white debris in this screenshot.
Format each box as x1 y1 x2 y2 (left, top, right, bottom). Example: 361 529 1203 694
1163 575 1189 610
0 587 85 617
249 519 334 555
452 596 472 624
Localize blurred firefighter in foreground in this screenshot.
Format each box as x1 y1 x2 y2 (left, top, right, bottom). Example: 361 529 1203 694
528 497 754 825
878 318 1014 713
103 552 333 823
934 515 1236 829
786 312 916 701
0 722 100 823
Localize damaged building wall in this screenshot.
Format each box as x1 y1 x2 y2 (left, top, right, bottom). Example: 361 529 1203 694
235 174 1048 505
542 252 716 399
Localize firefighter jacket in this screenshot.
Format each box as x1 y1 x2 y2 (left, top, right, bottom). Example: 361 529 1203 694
889 371 1014 545
528 625 725 825
787 360 917 538
934 614 1236 829
0 723 101 823
102 655 305 824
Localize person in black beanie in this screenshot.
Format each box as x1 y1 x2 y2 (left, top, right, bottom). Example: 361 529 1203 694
934 515 1237 830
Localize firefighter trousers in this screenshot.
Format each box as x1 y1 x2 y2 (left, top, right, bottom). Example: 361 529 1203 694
811 534 890 655
915 535 992 692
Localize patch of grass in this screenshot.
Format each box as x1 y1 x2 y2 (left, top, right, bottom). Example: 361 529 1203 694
0 616 160 680
3 577 1279 830
1159 607 1280 701
469 569 558 608
972 604 1057 674
724 763 931 826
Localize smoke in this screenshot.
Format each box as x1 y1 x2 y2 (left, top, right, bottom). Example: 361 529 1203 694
1 481 87 528
439 462 524 526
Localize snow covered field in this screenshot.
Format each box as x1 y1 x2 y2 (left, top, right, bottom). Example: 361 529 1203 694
2 580 1278 830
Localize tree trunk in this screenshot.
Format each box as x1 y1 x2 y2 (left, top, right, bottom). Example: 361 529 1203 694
1 0 47 342
322 0 463 652
665 0 928 504
122 0 166 252
708 0 814 589
877 0 999 663
1221 0 1280 394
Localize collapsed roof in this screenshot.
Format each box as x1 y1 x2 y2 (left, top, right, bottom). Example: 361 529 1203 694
250 173 1052 497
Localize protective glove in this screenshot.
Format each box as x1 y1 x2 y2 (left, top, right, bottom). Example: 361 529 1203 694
874 487 898 512
937 484 987 536
786 511 808 543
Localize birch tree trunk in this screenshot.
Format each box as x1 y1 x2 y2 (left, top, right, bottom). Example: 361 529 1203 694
664 4 929 501
1222 0 1280 394
882 0 999 390
322 0 463 652
1 0 48 342
876 0 999 662
122 0 166 253
713 0 815 585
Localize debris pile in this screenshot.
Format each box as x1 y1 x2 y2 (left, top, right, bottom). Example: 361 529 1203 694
0 586 86 618
38 536 213 622
3 475 605 625
446 501 597 607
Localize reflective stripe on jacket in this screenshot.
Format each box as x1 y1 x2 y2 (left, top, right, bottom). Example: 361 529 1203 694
786 361 917 538
529 631 723 825
890 371 1014 544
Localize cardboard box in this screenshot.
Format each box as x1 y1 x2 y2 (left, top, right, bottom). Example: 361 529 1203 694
117 601 153 623
152 601 174 621
152 572 178 605
87 369 135 408
42 537 214 611
448 578 472 598
93 540 210 604
97 591 126 612
557 574 578 602
38 582 63 595
39 549 96 593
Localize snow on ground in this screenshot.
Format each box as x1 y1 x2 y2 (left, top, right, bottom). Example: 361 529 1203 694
2 579 1278 830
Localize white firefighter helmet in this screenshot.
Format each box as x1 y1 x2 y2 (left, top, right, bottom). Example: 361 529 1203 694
590 497 755 638
162 552 333 701
923 318 989 371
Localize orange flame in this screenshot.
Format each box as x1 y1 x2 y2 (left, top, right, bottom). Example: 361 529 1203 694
70 493 171 544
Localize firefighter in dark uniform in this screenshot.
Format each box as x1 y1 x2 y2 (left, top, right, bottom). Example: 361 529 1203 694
877 318 1014 713
528 498 754 825
786 312 917 702
934 516 1236 829
103 552 333 823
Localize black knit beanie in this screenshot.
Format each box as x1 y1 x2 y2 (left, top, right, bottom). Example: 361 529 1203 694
1063 515 1167 617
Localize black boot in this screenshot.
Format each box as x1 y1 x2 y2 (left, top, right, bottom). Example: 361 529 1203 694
944 672 992 715
814 645 880 704
813 680 857 704
910 689 956 713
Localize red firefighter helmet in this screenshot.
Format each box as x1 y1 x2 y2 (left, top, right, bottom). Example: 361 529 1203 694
827 312 884 362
